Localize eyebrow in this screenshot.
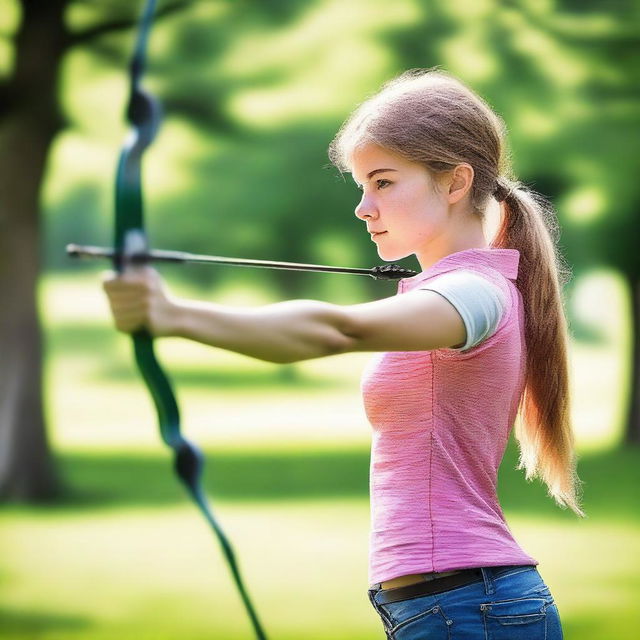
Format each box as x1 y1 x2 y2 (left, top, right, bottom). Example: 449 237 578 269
354 168 398 185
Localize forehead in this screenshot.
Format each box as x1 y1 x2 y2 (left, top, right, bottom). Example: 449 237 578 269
349 143 418 182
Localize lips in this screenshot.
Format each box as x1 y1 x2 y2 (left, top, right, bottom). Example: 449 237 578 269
370 231 387 240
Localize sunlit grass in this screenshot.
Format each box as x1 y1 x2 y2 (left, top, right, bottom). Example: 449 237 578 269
1 500 378 640
2 494 639 639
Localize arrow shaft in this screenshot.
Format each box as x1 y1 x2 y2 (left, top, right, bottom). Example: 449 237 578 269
66 243 417 279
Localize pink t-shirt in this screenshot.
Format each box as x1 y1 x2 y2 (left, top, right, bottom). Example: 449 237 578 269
362 247 538 586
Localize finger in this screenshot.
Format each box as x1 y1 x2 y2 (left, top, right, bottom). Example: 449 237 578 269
106 296 145 316
102 273 153 297
114 312 146 333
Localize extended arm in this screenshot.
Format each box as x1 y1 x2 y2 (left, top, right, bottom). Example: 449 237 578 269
102 267 467 363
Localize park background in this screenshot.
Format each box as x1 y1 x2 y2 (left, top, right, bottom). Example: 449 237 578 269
1 0 639 638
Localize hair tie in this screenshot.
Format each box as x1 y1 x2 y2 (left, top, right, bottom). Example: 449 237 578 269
493 177 516 202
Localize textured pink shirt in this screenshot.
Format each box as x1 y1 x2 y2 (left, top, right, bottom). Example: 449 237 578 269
362 247 538 586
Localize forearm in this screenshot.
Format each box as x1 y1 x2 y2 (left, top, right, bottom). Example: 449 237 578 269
170 298 357 363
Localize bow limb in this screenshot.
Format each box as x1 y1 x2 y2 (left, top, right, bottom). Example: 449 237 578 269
112 2 268 638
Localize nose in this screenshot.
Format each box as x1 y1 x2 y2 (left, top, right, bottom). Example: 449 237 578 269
354 192 378 221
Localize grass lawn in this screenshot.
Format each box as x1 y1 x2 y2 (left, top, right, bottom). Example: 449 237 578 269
1 272 637 638
2 445 639 639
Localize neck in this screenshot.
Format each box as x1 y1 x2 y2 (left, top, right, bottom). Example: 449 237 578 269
416 212 488 271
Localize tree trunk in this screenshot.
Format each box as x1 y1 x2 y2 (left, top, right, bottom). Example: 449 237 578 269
624 275 639 446
0 0 67 500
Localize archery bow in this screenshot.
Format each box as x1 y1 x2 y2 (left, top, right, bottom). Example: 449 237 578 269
106 1 267 638
69 2 417 639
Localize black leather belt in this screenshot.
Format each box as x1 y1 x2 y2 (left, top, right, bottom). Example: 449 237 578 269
372 568 484 604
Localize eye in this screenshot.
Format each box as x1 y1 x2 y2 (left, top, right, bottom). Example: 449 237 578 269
376 178 391 189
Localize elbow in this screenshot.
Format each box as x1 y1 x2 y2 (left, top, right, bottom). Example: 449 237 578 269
304 332 357 362
280 330 356 364
260 340 346 365
268 303 361 363
325 315 363 356
323 330 355 357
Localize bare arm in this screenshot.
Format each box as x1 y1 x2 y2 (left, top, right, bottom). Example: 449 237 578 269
102 267 467 363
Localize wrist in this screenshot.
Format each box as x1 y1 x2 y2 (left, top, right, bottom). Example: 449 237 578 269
162 296 192 338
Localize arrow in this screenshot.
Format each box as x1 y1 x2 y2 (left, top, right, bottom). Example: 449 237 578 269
66 242 418 280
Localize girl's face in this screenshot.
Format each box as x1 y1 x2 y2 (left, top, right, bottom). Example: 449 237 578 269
350 143 453 267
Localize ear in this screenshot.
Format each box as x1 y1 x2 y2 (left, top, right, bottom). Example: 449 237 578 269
447 163 474 204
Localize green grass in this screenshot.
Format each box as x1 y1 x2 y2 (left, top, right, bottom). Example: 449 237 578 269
2 444 639 639
1 272 637 638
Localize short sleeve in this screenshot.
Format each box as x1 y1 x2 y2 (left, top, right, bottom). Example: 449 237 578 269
420 269 508 351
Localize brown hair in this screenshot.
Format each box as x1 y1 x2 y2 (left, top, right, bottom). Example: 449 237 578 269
329 67 585 517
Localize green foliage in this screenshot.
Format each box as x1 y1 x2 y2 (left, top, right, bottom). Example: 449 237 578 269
45 0 640 299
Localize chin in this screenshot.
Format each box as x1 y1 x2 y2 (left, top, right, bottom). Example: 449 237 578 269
377 247 411 263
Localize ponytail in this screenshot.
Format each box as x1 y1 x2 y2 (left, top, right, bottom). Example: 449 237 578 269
492 180 586 518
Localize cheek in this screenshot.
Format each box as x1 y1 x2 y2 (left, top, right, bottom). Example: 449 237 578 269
411 191 446 226
401 198 440 232
385 182 445 235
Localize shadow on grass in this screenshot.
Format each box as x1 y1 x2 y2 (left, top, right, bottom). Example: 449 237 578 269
0 607 91 636
100 364 344 390
497 440 640 521
51 447 370 508
15 439 639 522
562 609 640 640
49 323 345 389
96 357 347 389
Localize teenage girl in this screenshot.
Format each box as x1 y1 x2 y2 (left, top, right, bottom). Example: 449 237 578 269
103 68 585 639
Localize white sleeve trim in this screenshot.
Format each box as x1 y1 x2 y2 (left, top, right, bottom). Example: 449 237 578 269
420 269 508 351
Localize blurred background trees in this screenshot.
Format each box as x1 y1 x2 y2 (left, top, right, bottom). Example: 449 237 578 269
0 0 638 492
1 2 638 638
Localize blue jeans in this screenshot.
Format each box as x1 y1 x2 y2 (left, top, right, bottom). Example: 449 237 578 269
367 564 563 639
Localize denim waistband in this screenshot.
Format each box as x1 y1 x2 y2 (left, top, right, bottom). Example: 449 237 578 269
368 564 537 593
